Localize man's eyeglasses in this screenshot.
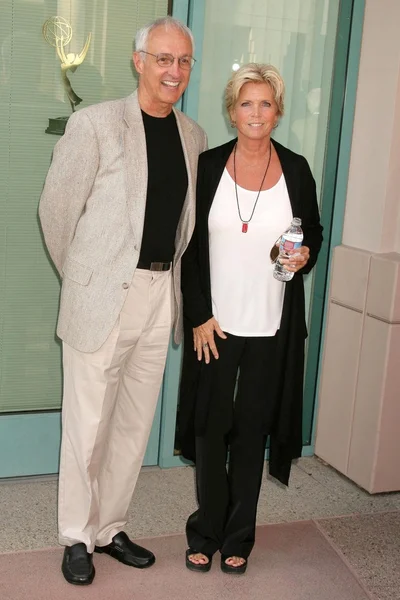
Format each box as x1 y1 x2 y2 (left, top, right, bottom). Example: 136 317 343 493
139 51 196 70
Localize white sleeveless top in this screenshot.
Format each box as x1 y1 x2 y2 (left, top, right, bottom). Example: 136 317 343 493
208 168 293 336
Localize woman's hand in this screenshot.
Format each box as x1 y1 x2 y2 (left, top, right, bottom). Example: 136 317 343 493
193 317 227 364
280 245 310 273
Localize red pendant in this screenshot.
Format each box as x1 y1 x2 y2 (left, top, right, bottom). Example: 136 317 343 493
242 223 248 233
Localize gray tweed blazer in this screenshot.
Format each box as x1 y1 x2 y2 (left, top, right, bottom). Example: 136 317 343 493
39 90 207 352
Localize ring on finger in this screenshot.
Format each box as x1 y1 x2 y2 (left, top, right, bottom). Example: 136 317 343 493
203 342 209 348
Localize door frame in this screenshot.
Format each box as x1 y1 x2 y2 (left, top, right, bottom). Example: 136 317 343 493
0 394 163 478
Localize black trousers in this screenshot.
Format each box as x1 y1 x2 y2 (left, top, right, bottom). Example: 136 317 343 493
186 332 278 559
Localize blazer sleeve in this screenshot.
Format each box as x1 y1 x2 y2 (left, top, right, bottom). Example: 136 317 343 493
298 156 323 275
38 111 99 274
181 155 214 327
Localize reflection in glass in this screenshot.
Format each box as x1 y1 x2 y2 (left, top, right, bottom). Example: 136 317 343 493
173 0 341 456
0 0 168 413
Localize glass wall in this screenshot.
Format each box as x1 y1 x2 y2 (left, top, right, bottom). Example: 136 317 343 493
191 1 339 320
194 0 339 195
164 0 342 462
0 0 168 413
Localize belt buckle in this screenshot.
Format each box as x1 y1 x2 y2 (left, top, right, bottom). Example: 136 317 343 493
150 262 166 272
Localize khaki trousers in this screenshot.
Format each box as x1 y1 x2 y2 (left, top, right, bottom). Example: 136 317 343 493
58 269 173 552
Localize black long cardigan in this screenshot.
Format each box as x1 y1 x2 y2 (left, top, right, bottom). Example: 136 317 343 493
178 138 323 486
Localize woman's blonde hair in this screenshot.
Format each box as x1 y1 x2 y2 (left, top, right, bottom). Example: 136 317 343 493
225 63 285 119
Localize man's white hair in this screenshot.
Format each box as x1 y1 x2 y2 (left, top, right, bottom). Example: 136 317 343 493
134 16 195 55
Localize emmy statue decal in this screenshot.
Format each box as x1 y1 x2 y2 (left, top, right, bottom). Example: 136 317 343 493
42 16 91 135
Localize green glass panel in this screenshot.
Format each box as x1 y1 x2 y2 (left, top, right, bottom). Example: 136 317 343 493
167 0 341 459
303 0 365 443
0 0 168 413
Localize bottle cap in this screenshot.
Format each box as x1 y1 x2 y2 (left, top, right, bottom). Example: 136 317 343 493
292 217 302 226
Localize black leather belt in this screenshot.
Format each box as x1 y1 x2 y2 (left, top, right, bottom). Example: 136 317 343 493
136 260 171 272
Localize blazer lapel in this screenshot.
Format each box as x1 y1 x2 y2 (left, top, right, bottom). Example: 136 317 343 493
123 91 148 245
173 109 196 263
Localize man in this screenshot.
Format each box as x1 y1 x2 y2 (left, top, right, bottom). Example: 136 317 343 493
39 16 207 585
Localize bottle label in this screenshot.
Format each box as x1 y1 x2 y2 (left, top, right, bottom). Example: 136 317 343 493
282 239 301 252
280 238 302 255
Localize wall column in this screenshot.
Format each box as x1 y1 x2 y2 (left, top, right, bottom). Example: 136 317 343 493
315 0 400 493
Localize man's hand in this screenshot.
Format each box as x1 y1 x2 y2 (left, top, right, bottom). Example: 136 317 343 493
193 317 227 364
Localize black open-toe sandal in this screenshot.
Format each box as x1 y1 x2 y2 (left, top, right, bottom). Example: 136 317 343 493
220 554 247 574
185 548 212 572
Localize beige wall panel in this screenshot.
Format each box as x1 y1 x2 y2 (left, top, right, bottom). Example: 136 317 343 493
366 254 400 322
342 0 400 253
330 246 371 311
383 65 400 255
347 317 389 491
373 325 400 492
316 0 400 493
315 304 363 473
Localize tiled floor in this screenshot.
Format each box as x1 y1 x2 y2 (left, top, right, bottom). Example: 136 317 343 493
1 457 399 599
318 512 400 600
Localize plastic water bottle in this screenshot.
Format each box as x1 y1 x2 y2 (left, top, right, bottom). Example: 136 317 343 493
273 217 303 282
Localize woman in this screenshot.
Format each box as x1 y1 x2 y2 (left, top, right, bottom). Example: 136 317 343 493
178 64 323 574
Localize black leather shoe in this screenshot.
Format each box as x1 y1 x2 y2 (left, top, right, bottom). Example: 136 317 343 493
94 532 155 568
61 543 95 585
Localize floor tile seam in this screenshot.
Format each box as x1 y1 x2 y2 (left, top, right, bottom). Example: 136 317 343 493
0 521 318 556
314 507 400 524
0 475 58 485
133 519 316 542
0 466 165 487
132 530 184 542
256 510 361 526
0 544 60 557
312 519 377 600
256 516 317 528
